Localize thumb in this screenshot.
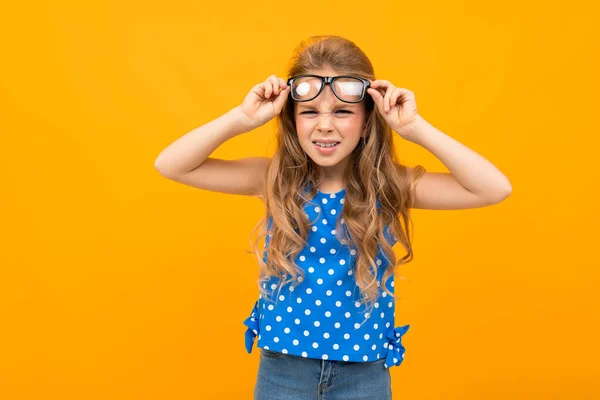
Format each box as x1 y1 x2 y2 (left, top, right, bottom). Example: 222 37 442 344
273 86 291 113
367 88 384 111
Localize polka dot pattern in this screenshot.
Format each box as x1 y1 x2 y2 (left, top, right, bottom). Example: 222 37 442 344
243 186 409 368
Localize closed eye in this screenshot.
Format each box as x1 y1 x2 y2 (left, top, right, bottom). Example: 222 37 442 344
300 110 353 115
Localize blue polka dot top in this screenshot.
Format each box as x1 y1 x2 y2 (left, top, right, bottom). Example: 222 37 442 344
243 186 409 369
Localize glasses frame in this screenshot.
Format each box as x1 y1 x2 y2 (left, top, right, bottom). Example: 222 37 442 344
286 74 371 104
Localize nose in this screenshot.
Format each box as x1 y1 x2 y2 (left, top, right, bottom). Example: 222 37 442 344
316 113 334 131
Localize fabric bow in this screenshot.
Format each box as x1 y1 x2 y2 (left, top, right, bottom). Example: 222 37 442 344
243 300 260 354
384 324 409 368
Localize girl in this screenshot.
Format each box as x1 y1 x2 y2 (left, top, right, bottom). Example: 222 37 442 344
154 35 512 400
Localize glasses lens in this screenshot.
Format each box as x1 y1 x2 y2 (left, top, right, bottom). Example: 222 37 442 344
291 76 323 101
333 78 364 102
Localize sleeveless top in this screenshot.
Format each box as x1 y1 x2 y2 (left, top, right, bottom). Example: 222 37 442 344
243 186 409 369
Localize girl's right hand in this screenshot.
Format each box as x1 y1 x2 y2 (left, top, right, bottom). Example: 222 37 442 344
239 75 291 129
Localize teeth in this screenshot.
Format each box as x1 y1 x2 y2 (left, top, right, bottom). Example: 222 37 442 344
316 142 338 148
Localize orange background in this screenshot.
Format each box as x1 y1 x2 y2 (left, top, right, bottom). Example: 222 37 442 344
1 1 599 399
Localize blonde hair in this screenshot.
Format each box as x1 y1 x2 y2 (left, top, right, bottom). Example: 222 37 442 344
249 35 426 317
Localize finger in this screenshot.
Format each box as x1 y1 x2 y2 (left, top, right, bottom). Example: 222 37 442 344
265 77 274 99
270 75 280 97
279 77 288 89
383 85 395 112
390 88 402 109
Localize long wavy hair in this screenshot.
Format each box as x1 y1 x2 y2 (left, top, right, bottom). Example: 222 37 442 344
249 35 426 316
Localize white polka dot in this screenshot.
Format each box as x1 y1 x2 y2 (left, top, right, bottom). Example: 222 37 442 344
345 291 352 297
299 255 306 261
317 278 323 285
313 342 319 348
326 290 333 296
364 334 370 340
388 302 393 308
336 301 342 307
374 323 379 329
339 259 346 265
293 339 299 345
372 344 377 350
334 322 341 328
374 302 379 308
343 355 349 361
311 226 317 232
295 318 301 324
320 238 326 244
315 299 322 306
268 305 274 310
354 323 361 329
325 311 331 317
379 333 383 339
382 292 387 298
380 312 385 318
331 209 336 215
386 322 390 328
324 332 330 338
350 249 356 256
344 333 350 339
289 286 295 292
304 330 310 336
353 344 360 351
340 199 345 204
331 230 337 235
282 349 288 354
276 316 282 322
306 288 313 294
363 355 368 361
328 269 334 275
322 198 328 204
393 357 398 363
305 309 311 315
308 267 315 273
330 248 336 254
279 295 285 301
284 328 291 334
274 337 279 343
336 280 343 286
314 321 321 327
315 206 320 212
383 343 388 349
264 346 269 350
322 354 328 360
347 270 353 276
298 277 303 282
355 301 361 308
271 284 277 290
345 312 351 318
302 352 308 357
322 219 327 224
287 306 293 312
320 258 326 264
266 325 272 331
310 247 316 252
376 259 382 266
333 344 339 350
391 281 395 287
297 298 303 304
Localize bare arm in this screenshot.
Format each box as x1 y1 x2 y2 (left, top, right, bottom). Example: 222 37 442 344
154 74 290 198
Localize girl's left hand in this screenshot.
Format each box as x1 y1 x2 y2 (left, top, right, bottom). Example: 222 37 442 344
367 80 419 141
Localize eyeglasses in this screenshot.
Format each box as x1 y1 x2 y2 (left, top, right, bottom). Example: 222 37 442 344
287 74 371 104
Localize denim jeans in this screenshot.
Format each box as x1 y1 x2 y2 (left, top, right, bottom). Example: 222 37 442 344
254 348 392 400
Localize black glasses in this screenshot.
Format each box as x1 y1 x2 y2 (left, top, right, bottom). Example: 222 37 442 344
287 74 371 104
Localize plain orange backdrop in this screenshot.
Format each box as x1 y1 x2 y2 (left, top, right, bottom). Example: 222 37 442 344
1 1 599 399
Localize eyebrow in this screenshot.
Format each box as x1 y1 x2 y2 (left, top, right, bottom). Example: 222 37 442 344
297 103 352 109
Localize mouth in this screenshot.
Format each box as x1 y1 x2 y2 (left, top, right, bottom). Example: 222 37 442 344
312 141 341 148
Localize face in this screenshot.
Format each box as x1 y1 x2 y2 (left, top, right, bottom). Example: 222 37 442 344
293 67 367 177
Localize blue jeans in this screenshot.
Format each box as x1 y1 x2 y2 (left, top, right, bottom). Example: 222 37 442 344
254 348 392 400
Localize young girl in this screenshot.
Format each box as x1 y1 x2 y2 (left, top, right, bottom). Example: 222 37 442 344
154 35 512 399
